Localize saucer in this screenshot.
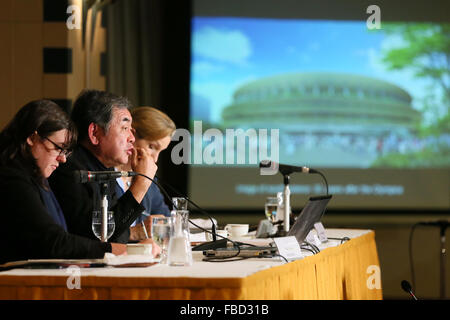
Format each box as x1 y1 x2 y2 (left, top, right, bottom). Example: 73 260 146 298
228 234 253 241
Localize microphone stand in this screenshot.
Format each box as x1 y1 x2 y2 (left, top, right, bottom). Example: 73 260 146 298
418 220 449 299
135 174 230 251
100 182 109 242
282 174 291 234
439 222 448 299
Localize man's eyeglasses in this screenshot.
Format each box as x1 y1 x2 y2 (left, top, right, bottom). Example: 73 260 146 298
42 136 73 158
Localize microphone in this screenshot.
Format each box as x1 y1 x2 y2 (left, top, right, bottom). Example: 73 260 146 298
74 170 137 183
135 173 225 249
259 160 318 176
401 280 418 300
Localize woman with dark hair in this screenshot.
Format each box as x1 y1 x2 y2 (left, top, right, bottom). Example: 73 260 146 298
0 100 156 264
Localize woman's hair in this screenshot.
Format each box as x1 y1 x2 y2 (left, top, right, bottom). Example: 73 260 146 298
130 107 176 141
71 89 132 143
0 100 77 184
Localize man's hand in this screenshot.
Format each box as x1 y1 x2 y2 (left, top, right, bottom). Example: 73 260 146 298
111 243 127 255
139 238 161 258
128 147 157 203
142 214 166 234
130 147 158 179
129 214 167 241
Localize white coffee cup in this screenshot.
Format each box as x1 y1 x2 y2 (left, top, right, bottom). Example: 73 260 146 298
225 224 249 238
205 229 228 241
127 243 152 255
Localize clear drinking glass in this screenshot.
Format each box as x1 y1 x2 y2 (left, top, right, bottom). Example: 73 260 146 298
172 197 188 211
151 216 173 264
92 211 115 241
265 197 279 222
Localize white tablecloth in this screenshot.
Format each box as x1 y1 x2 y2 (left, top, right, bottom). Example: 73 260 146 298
0 229 370 279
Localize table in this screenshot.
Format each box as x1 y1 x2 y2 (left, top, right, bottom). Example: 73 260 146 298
0 229 382 300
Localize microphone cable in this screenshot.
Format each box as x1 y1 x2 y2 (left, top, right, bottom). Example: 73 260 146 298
152 175 289 261
137 173 218 236
134 173 244 259
315 170 329 195
408 222 420 294
153 174 219 240
263 253 288 263
300 246 317 255
136 173 291 262
302 240 320 254
407 221 449 296
328 237 350 244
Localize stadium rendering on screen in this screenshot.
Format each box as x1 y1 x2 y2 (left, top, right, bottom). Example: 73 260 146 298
187 7 449 210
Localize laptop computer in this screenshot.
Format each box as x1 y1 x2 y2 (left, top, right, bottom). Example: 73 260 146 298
287 194 332 244
202 194 332 260
203 245 278 259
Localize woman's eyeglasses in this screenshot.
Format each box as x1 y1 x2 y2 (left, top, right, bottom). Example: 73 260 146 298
42 136 73 158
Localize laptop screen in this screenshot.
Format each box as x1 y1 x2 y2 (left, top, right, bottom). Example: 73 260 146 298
287 194 332 244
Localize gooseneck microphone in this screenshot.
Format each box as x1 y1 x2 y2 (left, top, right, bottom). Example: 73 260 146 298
259 160 329 195
74 169 234 251
401 280 418 300
74 170 137 183
259 160 318 175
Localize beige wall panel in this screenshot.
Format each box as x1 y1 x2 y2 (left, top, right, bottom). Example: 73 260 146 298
67 55 86 100
0 22 13 129
43 74 68 98
13 0 43 22
68 21 85 99
43 23 68 47
0 0 12 22
13 22 43 112
70 0 82 10
92 12 106 52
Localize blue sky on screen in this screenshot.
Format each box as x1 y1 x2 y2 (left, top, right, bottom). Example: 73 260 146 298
191 17 433 123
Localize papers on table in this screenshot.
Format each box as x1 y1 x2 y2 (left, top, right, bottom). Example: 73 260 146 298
0 253 159 271
103 253 159 267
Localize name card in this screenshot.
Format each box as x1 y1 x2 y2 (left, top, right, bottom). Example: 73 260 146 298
306 231 322 247
314 222 328 242
273 236 303 261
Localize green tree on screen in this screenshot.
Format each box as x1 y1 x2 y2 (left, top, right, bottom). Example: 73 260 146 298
373 23 450 168
381 23 450 130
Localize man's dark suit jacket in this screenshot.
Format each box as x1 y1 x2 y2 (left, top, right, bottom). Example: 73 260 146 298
0 163 111 264
48 146 145 243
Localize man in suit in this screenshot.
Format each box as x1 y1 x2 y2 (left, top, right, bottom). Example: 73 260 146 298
49 89 157 243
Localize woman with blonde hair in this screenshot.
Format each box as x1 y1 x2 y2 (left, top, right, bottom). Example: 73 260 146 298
116 106 176 241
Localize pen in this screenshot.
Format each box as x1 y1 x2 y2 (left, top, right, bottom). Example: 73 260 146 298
142 221 149 239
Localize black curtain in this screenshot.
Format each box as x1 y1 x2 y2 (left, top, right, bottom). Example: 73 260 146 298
105 0 191 198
